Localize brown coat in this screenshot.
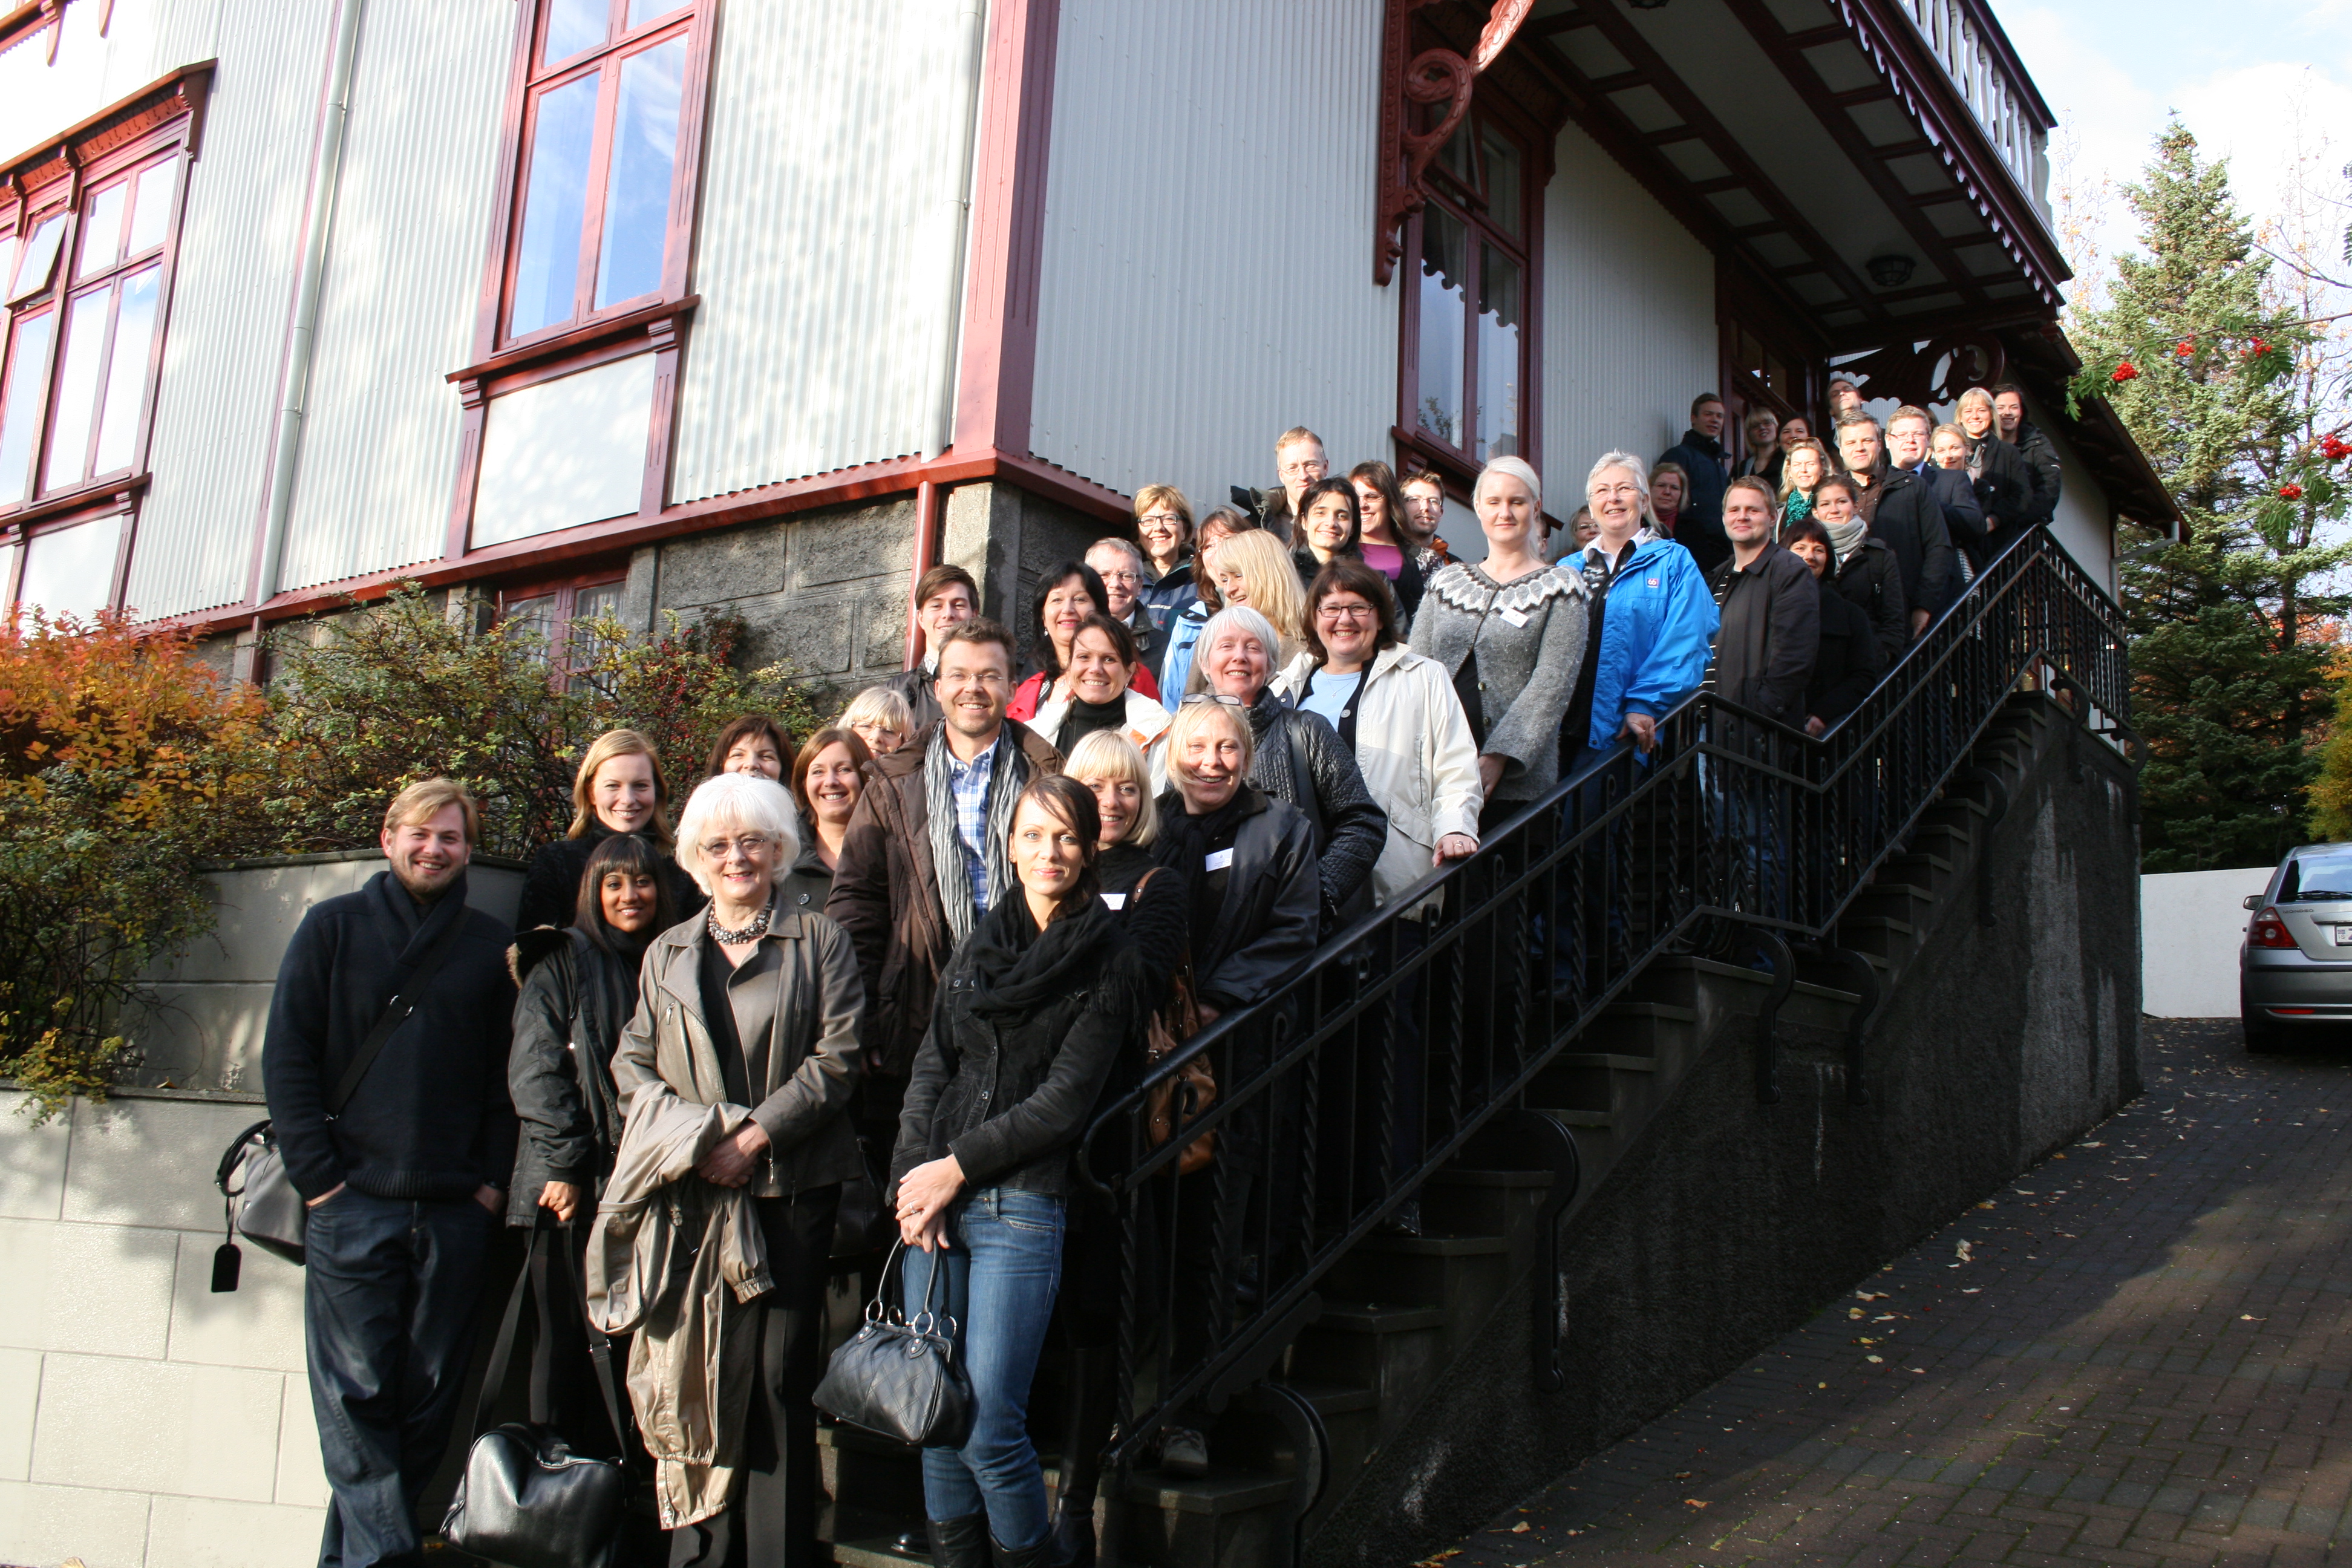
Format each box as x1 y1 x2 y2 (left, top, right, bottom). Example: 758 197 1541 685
824 720 1062 1079
609 900 865 1197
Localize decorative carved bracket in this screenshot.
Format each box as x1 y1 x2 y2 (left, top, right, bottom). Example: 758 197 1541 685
1838 333 2008 410
1374 0 1535 286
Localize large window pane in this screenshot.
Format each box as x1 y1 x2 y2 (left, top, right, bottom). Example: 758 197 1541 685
78 183 127 278
8 215 64 304
1416 207 1468 449
1480 128 1522 238
594 36 685 310
126 162 177 256
93 265 160 474
44 287 112 490
0 312 54 500
627 0 681 25
1476 244 1521 461
509 73 601 337
17 515 122 623
543 0 607 65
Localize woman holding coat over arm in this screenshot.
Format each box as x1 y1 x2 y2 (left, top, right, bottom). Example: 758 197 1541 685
605 772 865 1568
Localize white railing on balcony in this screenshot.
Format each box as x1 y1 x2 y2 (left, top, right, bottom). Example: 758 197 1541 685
1890 0 2051 220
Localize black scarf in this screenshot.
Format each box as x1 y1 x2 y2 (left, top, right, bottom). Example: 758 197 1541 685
962 890 1125 1019
1156 785 1258 935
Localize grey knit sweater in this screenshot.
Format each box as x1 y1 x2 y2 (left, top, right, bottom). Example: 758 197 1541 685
1410 561 1590 802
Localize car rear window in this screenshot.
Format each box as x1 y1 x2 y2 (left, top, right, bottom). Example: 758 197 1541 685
2282 854 2352 901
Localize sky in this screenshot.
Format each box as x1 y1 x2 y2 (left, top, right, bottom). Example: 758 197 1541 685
1994 0 2352 301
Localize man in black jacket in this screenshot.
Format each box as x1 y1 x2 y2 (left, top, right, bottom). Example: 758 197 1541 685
1657 393 1733 575
1706 477 1821 730
264 778 517 1568
1992 382 2063 528
1086 536 1169 675
1837 411 1968 637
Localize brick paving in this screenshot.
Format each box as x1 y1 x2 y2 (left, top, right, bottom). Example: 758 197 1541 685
1443 1019 2352 1568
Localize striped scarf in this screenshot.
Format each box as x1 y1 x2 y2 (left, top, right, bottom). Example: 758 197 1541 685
923 726 1028 946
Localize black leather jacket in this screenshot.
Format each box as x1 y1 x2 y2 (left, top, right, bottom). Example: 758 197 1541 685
505 926 644 1224
1244 689 1387 928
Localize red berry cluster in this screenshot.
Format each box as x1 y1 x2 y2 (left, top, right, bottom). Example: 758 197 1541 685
2111 361 2140 383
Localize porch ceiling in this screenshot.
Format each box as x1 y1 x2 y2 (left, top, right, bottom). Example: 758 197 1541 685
1509 0 2068 350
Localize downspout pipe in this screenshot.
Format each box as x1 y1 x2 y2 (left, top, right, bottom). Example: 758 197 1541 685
250 0 367 607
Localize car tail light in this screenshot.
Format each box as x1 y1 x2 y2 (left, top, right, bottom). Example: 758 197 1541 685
2249 907 2298 949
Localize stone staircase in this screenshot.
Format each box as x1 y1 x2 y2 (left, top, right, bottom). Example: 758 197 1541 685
814 691 2092 1568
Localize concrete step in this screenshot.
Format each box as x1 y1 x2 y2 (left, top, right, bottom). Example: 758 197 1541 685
1837 914 1915 961
1420 1166 1554 1235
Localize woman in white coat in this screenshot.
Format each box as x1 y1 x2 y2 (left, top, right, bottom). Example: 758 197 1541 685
1272 556 1480 1232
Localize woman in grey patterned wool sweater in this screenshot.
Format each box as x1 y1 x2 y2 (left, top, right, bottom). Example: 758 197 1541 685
1410 456 1590 832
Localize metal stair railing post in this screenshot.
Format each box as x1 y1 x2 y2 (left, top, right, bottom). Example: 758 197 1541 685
1073 530 2134 1492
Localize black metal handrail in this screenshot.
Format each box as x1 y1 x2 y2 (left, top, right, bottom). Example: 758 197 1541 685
1078 529 2131 1485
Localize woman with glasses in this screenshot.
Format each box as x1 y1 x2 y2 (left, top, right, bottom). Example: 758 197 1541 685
1133 485 1199 620
609 773 865 1568
890 775 1148 1568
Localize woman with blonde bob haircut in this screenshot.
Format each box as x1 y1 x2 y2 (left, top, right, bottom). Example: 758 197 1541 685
607 766 864 1565
518 728 701 930
1186 528 1308 695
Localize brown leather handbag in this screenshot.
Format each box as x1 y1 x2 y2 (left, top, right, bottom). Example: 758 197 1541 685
1137 871 1216 1175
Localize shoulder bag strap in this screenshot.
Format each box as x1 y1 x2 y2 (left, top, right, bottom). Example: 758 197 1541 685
555 1224 632 1452
326 905 470 1116
470 1221 541 1442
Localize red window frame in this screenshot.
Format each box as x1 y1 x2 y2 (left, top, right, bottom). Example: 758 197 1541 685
497 567 629 682
1396 105 1540 486
0 123 187 517
476 0 714 361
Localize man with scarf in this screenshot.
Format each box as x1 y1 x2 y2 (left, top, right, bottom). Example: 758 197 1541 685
829 618 1062 1151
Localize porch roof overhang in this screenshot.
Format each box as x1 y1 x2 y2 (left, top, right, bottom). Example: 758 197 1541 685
1416 0 2070 353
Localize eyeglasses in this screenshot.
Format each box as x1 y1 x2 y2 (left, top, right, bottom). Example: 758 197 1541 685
1096 568 1142 586
1316 604 1377 623
1180 693 1247 708
1278 460 1329 480
699 835 773 862
1137 512 1184 530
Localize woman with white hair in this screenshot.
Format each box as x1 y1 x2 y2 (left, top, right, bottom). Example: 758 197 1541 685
609 770 866 1568
1558 451 1719 774
1193 602 1388 928
1409 456 1590 831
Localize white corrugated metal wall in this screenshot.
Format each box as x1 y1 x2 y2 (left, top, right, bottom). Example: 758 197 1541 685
1028 0 1396 509
1540 118 1716 494
668 0 972 505
125 1 335 619
274 0 509 593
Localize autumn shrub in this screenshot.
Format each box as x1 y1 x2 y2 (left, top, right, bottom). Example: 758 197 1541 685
0 611 280 1117
265 585 828 859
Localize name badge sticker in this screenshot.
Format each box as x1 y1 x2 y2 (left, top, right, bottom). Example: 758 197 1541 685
1100 892 1128 910
1498 606 1531 628
1205 848 1236 872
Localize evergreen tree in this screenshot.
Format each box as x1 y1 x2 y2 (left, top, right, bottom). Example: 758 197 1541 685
2071 123 2352 871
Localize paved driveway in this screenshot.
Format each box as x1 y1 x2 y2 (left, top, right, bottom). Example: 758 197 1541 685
1443 1019 2352 1568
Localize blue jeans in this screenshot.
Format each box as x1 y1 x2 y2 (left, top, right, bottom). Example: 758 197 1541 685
903 1187 1067 1549
304 1188 495 1568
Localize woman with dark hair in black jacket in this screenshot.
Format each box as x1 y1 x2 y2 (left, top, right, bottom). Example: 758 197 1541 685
889 774 1151 1568
506 832 677 1457
1780 516 1884 734
1814 475 1909 666
1289 475 1365 589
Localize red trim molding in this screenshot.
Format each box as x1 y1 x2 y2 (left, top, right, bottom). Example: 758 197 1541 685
1373 0 1535 286
0 59 213 189
166 448 1131 638
951 0 1060 457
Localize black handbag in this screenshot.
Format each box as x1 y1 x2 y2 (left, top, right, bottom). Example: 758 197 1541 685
209 910 466 1289
812 1240 974 1449
443 1222 633 1568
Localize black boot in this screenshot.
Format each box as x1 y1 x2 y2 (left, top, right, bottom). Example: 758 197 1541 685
927 1514 990 1568
990 1530 1057 1568
1050 1345 1113 1568
1045 1500 1095 1568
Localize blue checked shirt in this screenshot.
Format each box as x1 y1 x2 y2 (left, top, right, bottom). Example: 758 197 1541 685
946 741 998 916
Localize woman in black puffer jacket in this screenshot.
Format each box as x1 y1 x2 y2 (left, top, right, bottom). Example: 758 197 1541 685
888 775 1150 1568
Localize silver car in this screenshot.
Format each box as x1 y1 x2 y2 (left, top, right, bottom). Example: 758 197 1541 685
2241 843 2352 1049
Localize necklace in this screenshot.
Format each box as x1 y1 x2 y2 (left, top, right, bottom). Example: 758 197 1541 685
707 904 772 945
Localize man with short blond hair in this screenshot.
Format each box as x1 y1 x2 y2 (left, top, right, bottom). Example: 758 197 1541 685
266 777 518 1568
